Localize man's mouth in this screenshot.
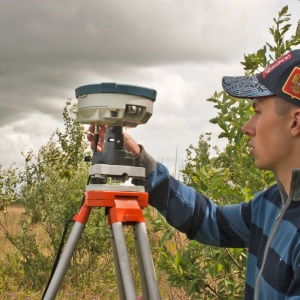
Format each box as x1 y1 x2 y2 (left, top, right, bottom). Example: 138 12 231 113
248 143 254 155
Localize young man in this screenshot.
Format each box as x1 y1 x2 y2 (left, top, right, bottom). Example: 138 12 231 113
88 50 300 299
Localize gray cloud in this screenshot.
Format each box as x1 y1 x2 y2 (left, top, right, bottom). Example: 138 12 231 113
0 0 299 168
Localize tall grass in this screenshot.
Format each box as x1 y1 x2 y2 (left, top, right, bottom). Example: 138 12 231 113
0 205 189 300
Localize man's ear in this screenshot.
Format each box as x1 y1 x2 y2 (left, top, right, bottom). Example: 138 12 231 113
291 110 300 137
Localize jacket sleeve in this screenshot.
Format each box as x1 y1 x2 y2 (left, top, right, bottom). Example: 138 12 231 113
135 146 251 248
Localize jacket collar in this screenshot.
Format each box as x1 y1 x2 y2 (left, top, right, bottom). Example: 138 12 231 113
290 169 300 201
274 169 300 202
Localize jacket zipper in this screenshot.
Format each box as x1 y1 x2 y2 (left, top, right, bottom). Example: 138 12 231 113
253 193 291 300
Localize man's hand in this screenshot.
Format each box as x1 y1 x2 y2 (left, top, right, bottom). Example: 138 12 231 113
87 125 141 157
87 125 106 152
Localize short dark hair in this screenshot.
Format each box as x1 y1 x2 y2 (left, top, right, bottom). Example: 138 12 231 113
274 97 298 116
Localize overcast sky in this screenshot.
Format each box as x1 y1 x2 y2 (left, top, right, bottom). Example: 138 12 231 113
0 0 299 174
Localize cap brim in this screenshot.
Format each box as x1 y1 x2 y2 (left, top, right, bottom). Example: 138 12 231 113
222 76 274 99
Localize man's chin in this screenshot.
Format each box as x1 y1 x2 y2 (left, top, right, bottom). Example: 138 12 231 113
254 159 264 170
254 160 272 172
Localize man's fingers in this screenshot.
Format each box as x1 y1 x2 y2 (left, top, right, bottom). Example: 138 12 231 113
88 125 95 133
123 132 141 156
87 132 94 142
89 141 102 152
87 125 140 155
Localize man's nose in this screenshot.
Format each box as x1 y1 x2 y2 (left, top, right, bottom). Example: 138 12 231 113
242 119 254 136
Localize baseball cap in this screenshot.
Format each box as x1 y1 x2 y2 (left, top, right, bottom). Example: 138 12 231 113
222 49 300 107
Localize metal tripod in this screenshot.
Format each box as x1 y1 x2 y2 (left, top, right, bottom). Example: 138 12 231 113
43 156 161 300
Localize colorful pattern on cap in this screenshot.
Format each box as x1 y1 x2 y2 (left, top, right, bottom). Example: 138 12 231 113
282 67 300 101
222 76 273 98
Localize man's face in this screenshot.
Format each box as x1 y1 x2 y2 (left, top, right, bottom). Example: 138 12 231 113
242 96 293 172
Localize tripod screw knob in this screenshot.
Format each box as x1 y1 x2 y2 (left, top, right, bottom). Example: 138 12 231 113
132 178 146 186
84 155 92 162
90 177 107 184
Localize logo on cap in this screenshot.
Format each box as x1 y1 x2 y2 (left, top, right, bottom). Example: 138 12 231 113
282 67 300 101
262 52 292 78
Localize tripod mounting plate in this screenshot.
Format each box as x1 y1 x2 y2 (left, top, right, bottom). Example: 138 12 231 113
86 184 145 192
90 164 145 178
75 82 157 127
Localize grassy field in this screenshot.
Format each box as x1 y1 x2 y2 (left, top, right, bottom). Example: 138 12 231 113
1 205 25 253
0 206 190 300
0 205 39 299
